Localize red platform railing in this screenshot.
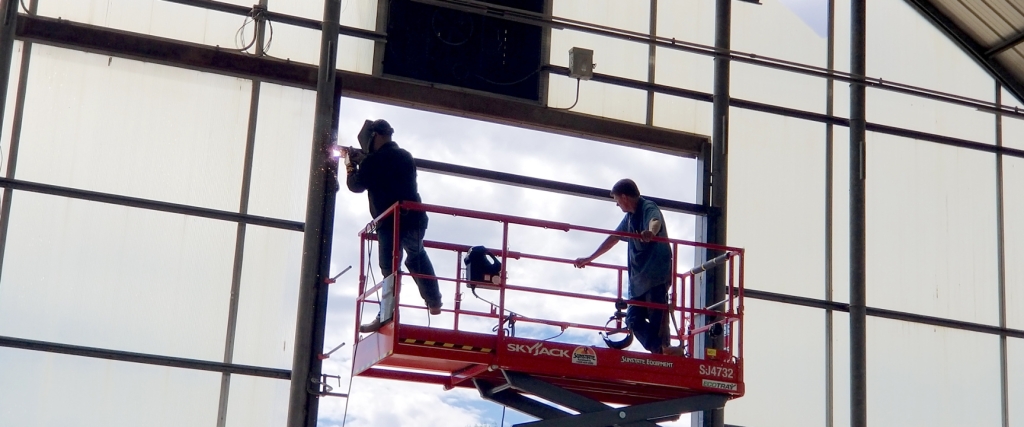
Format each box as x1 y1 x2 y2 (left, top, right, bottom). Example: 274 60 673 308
352 201 745 365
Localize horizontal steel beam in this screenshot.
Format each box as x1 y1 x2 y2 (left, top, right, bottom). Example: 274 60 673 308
0 335 291 379
985 28 1024 58
17 15 1022 161
740 287 1024 339
415 158 711 216
160 0 386 41
14 15 707 158
0 177 304 231
547 66 1024 160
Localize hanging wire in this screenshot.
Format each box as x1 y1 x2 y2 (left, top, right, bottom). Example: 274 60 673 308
234 14 257 52
550 78 581 110
233 5 275 55
262 17 275 55
475 67 540 86
19 0 28 14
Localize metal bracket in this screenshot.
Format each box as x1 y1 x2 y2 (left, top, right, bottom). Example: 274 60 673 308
311 374 349 398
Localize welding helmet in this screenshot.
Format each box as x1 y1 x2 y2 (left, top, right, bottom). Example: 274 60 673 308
357 119 394 152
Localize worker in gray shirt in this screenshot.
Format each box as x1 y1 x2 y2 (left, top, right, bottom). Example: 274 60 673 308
575 179 681 355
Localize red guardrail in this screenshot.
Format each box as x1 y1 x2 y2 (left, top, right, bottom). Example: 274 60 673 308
353 201 744 362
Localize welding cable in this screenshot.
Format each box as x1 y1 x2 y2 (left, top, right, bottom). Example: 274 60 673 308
471 286 520 337
340 362 357 427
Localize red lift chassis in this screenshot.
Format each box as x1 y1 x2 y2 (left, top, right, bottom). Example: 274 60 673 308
349 202 745 425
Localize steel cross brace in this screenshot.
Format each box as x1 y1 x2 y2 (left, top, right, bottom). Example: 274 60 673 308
473 370 729 427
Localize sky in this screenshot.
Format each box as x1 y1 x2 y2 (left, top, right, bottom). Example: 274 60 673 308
317 97 700 427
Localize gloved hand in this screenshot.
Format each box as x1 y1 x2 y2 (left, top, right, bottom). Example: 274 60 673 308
346 147 367 165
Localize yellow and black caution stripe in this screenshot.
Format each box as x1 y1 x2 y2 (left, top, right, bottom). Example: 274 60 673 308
400 338 492 354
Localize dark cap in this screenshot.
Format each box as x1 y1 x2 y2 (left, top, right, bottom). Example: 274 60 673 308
370 119 394 136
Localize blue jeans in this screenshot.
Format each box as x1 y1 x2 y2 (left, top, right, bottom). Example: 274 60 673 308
377 225 441 308
626 284 668 353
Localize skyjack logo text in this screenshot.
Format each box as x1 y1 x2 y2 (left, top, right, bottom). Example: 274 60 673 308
507 342 570 358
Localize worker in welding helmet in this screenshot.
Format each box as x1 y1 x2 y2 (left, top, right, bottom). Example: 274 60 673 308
346 119 442 333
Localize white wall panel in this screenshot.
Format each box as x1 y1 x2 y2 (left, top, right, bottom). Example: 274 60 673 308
247 83 316 222
867 317 1002 427
732 0 827 113
733 0 827 66
831 126 851 304
654 47 713 93
38 0 242 50
867 88 995 145
270 0 378 30
656 0 714 45
867 0 993 101
652 93 713 137
262 22 321 66
1010 338 1024 427
231 226 303 370
728 108 827 299
1003 88 1024 151
224 375 289 427
0 192 235 361
554 0 649 34
0 348 221 427
733 62 828 114
1004 156 1024 330
866 132 999 325
726 300 826 427
16 45 250 212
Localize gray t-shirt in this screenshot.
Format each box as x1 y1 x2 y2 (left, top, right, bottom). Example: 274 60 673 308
615 197 673 298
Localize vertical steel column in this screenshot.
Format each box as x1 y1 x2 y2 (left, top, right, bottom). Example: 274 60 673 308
0 0 18 125
695 0 730 426
217 2 269 425
0 0 31 287
287 1 341 426
995 84 1009 427
539 0 552 107
849 0 868 426
824 0 836 425
645 0 657 126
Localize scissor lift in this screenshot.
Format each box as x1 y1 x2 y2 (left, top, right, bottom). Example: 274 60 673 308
350 202 745 426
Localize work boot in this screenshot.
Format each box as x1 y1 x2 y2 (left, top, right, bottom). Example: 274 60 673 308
428 303 443 315
359 317 382 333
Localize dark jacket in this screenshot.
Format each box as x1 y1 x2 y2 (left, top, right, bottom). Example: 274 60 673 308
346 140 427 230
